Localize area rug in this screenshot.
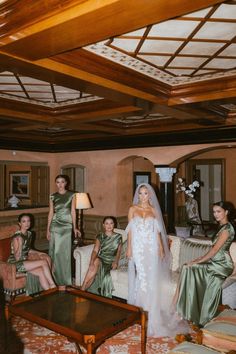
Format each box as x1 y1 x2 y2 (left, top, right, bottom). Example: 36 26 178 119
5 316 179 354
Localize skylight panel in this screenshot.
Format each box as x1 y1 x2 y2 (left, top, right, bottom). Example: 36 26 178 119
180 41 224 55
219 44 236 56
194 22 236 40
148 20 200 38
111 38 140 52
204 58 236 69
138 55 171 66
169 56 206 67
183 8 212 18
19 76 49 85
140 40 182 53
211 3 236 19
121 28 146 36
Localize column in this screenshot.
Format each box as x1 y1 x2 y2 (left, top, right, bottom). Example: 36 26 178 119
155 166 176 233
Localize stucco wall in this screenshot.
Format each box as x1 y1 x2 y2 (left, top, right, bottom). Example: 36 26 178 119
1 142 236 217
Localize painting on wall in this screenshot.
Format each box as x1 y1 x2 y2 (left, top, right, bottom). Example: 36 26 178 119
10 172 30 198
133 171 151 193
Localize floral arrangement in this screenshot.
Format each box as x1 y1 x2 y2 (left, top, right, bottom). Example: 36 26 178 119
176 177 200 198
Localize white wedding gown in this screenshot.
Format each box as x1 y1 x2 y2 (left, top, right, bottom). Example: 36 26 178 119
126 216 188 337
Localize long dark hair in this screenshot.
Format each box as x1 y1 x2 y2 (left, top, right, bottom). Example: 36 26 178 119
213 201 236 222
55 174 70 190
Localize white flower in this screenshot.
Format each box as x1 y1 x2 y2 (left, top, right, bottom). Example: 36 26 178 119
176 177 200 198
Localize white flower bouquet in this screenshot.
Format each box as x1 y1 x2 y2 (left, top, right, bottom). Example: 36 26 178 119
176 178 200 198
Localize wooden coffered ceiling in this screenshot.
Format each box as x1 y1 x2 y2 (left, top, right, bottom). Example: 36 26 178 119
0 0 235 152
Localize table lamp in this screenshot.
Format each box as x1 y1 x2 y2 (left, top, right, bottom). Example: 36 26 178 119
75 192 92 244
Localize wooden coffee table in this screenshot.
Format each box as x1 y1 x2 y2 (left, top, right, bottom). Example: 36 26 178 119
8 286 147 354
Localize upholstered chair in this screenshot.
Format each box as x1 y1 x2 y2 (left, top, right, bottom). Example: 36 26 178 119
0 225 51 301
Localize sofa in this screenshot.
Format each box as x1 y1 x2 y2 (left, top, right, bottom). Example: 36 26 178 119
74 229 236 308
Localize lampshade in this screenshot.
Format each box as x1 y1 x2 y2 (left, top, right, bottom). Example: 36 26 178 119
75 193 92 210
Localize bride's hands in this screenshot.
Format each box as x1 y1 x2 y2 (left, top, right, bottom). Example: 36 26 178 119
159 246 165 259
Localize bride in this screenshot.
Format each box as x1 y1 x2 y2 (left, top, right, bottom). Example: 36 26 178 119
126 183 179 337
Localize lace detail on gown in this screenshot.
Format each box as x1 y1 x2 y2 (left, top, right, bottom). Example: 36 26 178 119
127 216 189 337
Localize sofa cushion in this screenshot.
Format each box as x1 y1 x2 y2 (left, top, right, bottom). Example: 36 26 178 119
202 321 236 352
168 341 221 354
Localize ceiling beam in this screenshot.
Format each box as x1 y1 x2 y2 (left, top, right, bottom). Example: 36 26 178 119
0 0 224 60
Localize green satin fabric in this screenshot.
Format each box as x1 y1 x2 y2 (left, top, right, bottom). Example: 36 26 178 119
177 223 235 326
88 232 122 298
49 191 74 286
8 231 41 294
8 231 32 272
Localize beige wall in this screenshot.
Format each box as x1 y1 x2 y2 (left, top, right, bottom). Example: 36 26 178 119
1 142 236 218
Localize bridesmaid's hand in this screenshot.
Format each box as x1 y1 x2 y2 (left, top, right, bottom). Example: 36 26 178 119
74 228 81 238
47 231 51 241
112 261 118 269
126 248 132 259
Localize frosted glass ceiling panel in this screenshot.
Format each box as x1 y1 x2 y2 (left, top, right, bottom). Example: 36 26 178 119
138 55 171 66
219 44 236 56
180 41 224 55
183 8 212 18
205 58 236 69
211 4 236 19
140 40 182 53
167 69 194 75
112 38 140 52
122 29 146 36
170 56 206 67
149 20 200 38
194 22 236 40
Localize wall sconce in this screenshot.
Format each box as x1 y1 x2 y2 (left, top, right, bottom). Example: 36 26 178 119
75 193 92 244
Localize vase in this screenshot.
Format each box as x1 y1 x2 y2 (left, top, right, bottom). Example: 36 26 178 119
185 197 205 236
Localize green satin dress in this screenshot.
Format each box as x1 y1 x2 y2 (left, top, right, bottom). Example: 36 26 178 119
88 232 122 298
176 223 235 326
8 231 41 295
49 191 75 286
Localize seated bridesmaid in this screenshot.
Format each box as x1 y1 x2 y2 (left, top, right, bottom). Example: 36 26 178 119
8 213 56 291
173 201 235 327
81 216 122 298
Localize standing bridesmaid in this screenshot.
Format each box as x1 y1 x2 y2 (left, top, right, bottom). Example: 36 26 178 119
47 174 80 285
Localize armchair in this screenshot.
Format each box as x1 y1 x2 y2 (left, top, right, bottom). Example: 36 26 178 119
0 225 51 301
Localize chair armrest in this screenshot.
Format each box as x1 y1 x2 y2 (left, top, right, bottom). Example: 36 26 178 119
0 261 25 289
73 244 93 286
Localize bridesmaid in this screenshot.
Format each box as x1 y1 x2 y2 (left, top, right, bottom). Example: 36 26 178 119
47 174 80 285
175 201 235 327
81 216 122 298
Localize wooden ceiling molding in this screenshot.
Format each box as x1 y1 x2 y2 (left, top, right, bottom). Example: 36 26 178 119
0 0 235 152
